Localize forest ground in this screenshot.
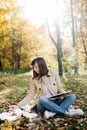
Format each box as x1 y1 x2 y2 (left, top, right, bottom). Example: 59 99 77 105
0 72 87 130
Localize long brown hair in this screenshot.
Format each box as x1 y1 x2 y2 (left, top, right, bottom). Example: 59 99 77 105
31 57 48 79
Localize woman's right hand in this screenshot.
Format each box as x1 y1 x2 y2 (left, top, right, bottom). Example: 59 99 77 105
9 105 19 111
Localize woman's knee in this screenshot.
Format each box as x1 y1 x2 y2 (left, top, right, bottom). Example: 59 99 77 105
69 94 76 101
39 96 48 104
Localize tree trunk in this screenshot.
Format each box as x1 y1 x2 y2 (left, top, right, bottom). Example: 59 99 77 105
16 42 21 69
70 0 75 47
80 0 87 65
0 57 3 71
47 20 63 76
57 39 62 76
70 0 79 74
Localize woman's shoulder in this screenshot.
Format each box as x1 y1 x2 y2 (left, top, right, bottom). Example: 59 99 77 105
48 69 58 75
32 76 40 82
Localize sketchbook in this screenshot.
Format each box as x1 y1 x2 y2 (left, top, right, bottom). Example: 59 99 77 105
49 91 71 99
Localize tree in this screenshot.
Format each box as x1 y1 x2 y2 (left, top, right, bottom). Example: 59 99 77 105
70 0 76 48
47 19 63 76
70 0 79 74
80 0 87 65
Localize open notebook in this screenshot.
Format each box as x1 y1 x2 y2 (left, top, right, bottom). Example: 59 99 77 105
49 91 71 99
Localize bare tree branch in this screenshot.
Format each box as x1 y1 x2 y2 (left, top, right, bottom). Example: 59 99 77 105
46 20 57 48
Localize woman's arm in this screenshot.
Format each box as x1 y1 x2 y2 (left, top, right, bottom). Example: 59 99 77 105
18 80 35 108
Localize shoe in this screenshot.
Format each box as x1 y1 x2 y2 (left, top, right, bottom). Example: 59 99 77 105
44 110 56 119
66 108 84 117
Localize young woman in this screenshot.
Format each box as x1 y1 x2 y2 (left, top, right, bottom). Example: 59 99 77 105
10 57 76 118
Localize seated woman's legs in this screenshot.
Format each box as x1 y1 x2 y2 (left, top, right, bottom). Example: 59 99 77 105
55 94 76 110
37 94 76 115
60 94 76 110
37 96 66 114
37 99 46 113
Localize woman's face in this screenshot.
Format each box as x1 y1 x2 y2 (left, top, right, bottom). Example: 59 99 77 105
33 62 39 74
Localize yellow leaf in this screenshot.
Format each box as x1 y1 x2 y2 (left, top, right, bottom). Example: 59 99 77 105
6 127 12 130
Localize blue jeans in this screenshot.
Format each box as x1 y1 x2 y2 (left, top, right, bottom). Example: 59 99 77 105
37 94 76 115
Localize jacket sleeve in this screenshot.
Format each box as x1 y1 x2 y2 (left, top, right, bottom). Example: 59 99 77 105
18 80 35 108
54 70 66 93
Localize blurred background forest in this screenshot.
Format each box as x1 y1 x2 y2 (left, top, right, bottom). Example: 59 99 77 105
0 0 87 75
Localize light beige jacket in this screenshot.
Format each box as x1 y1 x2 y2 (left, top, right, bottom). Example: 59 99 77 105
18 69 65 108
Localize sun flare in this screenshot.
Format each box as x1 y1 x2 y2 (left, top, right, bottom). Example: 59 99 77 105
18 0 65 25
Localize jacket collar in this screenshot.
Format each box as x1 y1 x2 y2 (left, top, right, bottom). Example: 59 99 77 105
47 69 52 76
41 69 52 80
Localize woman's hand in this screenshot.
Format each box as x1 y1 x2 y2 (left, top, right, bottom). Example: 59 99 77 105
62 91 71 98
63 94 69 98
63 92 70 98
9 105 19 111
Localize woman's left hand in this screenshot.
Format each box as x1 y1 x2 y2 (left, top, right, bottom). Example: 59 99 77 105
63 93 69 98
